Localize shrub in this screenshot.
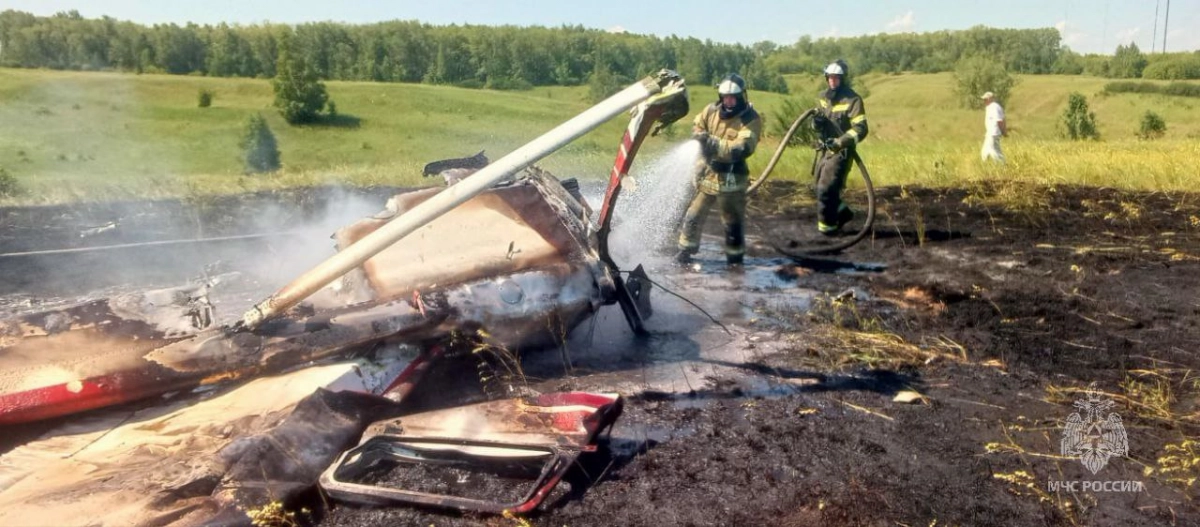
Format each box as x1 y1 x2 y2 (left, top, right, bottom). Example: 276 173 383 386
1102 81 1156 95
1142 57 1200 80
1163 82 1200 98
454 79 485 90
1138 110 1166 140
1051 50 1085 75
240 114 281 174
0 168 20 197
197 88 214 108
1061 92 1099 140
768 97 819 147
485 76 533 91
954 55 1016 110
1101 81 1200 98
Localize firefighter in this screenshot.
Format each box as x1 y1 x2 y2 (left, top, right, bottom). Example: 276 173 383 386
676 73 762 267
812 59 868 236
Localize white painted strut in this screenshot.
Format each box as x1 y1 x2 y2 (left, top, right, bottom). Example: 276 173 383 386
241 74 675 329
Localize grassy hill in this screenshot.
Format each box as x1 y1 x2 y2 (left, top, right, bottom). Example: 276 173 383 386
0 69 641 203
1 68 1198 204
767 72 1200 191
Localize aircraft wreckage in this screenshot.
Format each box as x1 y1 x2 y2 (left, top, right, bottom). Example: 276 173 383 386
0 70 689 525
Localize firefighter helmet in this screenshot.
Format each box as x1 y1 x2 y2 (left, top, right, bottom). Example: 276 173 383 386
716 73 746 96
823 60 848 77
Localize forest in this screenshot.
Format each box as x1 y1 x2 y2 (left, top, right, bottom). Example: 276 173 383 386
4 9 1198 96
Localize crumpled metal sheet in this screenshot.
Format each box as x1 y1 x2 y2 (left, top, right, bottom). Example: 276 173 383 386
320 392 623 514
0 352 417 527
0 172 605 425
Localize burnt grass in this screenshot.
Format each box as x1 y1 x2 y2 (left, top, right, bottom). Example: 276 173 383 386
319 181 1199 527
3 181 1199 526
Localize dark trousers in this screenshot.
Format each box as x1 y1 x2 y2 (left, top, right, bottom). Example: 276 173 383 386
815 149 852 226
678 191 746 258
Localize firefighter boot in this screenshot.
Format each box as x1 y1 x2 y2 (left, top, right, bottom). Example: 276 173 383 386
674 248 695 265
820 206 855 237
836 206 855 230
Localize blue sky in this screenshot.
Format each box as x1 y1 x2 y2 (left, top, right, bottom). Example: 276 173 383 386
4 0 1197 54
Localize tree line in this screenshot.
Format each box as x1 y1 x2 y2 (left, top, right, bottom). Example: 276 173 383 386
0 10 788 93
3 9 1198 92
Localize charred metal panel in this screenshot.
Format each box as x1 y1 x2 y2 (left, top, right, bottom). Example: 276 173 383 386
335 177 596 303
0 174 609 425
0 289 444 425
321 392 623 514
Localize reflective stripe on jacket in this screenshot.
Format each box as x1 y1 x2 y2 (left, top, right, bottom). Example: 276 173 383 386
816 88 868 147
693 102 762 195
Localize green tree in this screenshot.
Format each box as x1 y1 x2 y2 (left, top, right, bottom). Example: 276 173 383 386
1081 54 1110 77
240 114 281 173
272 32 330 124
1060 92 1099 140
1138 110 1166 139
586 61 627 103
744 56 789 94
954 55 1016 110
1051 49 1084 74
1109 43 1147 79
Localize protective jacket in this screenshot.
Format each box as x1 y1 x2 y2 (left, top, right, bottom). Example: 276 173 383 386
814 86 868 149
693 102 762 195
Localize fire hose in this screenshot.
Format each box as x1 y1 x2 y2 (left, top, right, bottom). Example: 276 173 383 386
747 108 875 256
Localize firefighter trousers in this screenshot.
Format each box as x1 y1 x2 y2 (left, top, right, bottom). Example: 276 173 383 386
678 190 746 259
815 149 853 229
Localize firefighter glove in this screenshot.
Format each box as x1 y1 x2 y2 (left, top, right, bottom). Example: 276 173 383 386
832 134 853 151
693 131 719 157
811 113 829 131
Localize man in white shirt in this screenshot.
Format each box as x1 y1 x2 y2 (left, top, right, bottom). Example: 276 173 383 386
981 91 1007 163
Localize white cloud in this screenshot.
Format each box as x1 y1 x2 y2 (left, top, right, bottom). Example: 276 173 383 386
606 25 626 34
1163 28 1199 53
1054 20 1087 49
823 25 840 38
886 11 916 33
1114 26 1141 46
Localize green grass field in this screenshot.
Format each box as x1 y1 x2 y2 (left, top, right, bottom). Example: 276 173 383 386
1 68 1198 204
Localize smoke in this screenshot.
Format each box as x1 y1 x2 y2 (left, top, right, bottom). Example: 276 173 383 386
0 186 399 320
604 141 701 266
239 187 387 285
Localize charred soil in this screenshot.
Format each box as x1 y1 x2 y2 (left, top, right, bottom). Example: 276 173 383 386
329 181 1200 527
3 181 1198 526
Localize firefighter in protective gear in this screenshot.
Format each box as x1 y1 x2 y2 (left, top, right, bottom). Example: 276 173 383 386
812 59 868 235
676 73 763 266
